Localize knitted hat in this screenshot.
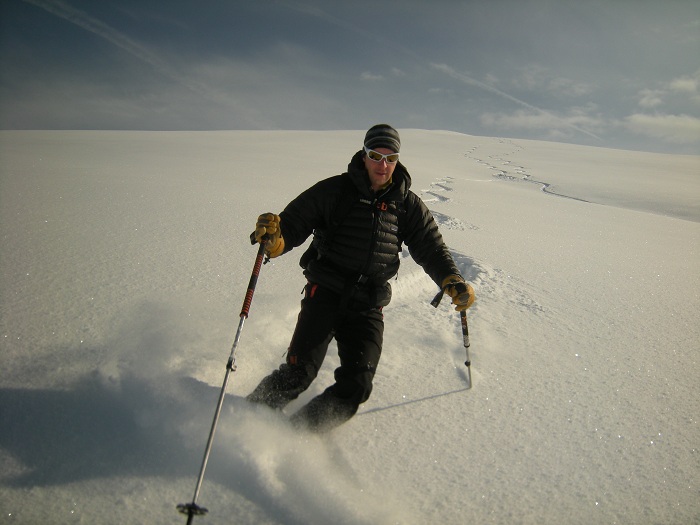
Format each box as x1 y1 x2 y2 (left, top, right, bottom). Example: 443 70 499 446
364 124 401 153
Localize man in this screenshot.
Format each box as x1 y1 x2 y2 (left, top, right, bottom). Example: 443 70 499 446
247 124 475 432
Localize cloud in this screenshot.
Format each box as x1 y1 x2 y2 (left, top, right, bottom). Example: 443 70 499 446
546 77 595 98
670 76 698 94
623 113 700 144
638 89 665 109
636 70 700 110
669 71 700 105
361 72 384 81
431 63 602 141
480 108 605 141
23 0 173 80
21 0 265 127
361 68 405 82
510 65 594 99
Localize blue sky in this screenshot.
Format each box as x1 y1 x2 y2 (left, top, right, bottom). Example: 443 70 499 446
1 0 699 154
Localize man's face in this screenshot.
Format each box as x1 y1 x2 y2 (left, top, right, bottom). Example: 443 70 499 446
364 147 398 191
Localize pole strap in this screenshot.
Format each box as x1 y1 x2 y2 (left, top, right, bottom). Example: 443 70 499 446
430 287 446 308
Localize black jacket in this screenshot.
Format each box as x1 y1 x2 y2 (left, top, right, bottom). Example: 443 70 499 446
279 150 460 307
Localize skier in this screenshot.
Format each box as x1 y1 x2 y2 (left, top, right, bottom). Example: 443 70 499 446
247 124 475 432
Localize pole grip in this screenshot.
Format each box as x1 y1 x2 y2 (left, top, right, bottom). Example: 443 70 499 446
240 241 267 318
460 310 470 352
460 310 472 388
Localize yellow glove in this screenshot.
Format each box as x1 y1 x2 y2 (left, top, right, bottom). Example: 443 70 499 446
441 275 475 311
254 213 285 258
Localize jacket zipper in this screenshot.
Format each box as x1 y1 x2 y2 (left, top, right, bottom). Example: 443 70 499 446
359 189 390 281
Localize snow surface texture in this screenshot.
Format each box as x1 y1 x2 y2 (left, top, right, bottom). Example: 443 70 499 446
1 130 698 524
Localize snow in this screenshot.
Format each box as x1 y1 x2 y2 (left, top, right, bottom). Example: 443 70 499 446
1 129 698 524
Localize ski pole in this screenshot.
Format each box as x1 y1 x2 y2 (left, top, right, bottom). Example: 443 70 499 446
431 287 472 389
177 238 268 524
460 309 472 389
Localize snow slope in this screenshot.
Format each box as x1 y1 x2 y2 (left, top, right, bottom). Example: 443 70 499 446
1 130 698 524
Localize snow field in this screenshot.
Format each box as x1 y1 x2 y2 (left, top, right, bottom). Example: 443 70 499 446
1 130 698 524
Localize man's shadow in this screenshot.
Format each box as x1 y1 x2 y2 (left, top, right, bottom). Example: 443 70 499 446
0 370 207 487
358 386 470 417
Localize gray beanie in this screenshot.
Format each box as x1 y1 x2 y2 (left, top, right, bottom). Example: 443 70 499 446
364 124 401 153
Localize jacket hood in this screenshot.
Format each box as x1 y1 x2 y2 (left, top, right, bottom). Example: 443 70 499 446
347 149 412 198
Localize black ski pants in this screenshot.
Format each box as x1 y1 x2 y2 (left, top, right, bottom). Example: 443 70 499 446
247 282 384 431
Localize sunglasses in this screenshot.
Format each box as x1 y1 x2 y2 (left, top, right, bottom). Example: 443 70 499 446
364 147 400 164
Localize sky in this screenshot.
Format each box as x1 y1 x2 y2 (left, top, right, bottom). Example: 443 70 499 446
1 0 699 154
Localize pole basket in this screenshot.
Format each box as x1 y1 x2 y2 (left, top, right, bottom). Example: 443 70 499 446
177 503 208 524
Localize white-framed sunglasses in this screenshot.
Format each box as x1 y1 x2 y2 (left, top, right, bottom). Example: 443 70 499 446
364 147 400 164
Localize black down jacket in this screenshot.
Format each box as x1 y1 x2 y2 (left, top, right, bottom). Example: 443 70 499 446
278 150 459 307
